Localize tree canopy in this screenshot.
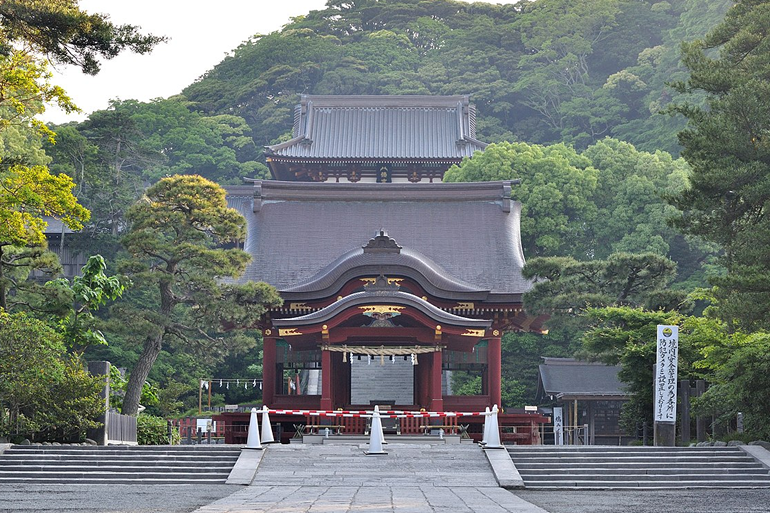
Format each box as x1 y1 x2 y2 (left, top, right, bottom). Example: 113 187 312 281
669 0 770 331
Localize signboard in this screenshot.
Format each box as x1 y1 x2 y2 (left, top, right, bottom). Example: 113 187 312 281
654 325 679 423
376 164 392 183
196 419 216 432
553 407 564 445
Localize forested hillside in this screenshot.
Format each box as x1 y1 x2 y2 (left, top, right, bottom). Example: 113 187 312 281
185 0 730 153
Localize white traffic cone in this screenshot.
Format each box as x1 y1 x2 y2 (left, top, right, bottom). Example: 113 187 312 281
261 405 275 444
245 407 262 450
366 406 387 455
480 406 491 446
484 404 503 449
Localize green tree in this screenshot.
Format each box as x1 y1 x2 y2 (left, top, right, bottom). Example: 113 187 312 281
0 164 90 310
0 0 163 137
0 311 104 441
0 0 163 75
523 252 682 318
444 141 599 257
693 329 770 440
669 0 770 330
44 255 126 354
118 175 282 415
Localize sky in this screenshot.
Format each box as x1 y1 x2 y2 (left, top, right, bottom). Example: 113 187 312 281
45 0 519 124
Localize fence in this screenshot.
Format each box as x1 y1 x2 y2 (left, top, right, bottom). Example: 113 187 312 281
541 424 589 445
106 411 137 445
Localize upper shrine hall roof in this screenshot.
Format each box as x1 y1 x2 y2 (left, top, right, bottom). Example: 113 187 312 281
265 95 487 162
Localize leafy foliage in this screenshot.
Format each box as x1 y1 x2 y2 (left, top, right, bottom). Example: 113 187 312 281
0 311 104 442
0 0 164 75
669 0 770 331
136 413 179 445
45 255 127 354
0 163 90 310
179 0 728 152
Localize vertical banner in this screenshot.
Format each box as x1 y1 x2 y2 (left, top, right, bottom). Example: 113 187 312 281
654 325 679 423
553 406 564 445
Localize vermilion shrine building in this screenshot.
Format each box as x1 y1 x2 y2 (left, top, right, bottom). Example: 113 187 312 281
222 95 548 442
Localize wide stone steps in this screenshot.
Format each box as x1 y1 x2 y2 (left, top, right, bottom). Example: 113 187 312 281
508 446 770 490
0 445 241 484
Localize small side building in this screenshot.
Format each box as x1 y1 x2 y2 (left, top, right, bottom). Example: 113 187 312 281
536 357 633 445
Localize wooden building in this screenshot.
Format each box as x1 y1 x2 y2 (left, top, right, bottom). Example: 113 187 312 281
220 96 548 442
536 358 632 445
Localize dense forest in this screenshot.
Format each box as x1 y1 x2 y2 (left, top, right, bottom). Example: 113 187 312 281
4 0 770 442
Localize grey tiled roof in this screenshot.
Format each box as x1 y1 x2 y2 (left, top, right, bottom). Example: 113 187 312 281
226 181 532 298
42 216 75 234
265 95 487 160
538 358 628 398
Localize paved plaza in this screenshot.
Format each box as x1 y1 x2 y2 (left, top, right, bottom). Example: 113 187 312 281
194 442 543 512
2 442 770 512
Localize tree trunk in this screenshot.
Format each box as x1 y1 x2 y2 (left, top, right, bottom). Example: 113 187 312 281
122 333 163 415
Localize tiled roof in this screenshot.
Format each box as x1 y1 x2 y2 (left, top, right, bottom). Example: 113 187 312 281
265 95 487 160
538 358 628 398
226 180 531 298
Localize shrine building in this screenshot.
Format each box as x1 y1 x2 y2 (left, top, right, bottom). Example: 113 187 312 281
222 95 548 442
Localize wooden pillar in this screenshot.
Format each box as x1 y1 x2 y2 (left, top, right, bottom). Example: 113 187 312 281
262 337 277 406
429 349 444 411
680 379 691 445
321 347 332 410
488 337 502 408
696 379 707 442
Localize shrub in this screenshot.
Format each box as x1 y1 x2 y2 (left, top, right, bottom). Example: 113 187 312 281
136 413 179 445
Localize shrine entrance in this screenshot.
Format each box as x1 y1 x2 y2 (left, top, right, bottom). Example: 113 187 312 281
349 353 414 405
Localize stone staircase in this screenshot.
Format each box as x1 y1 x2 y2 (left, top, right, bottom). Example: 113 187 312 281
0 445 241 484
508 446 770 489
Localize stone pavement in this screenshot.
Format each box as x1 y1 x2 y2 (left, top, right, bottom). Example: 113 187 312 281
193 442 547 512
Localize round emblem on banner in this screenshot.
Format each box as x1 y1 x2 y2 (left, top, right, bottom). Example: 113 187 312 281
662 327 673 337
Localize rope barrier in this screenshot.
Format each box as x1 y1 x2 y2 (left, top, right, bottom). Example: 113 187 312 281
268 408 491 418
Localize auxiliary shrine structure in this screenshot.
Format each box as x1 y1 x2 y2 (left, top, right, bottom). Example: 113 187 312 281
221 95 548 442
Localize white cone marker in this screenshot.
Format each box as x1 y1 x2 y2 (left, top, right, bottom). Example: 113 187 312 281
261 405 275 444
366 405 387 455
484 404 503 449
245 407 262 450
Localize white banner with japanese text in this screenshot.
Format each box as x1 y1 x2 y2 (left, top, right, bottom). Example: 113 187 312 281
654 325 679 423
553 406 564 445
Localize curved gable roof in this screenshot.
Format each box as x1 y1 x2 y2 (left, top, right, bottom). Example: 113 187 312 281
272 288 491 329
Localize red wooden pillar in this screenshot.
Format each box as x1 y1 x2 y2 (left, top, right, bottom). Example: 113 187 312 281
429 349 444 411
263 336 276 406
488 336 502 408
321 348 332 410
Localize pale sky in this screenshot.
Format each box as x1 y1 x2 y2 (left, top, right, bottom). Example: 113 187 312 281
45 1 519 124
